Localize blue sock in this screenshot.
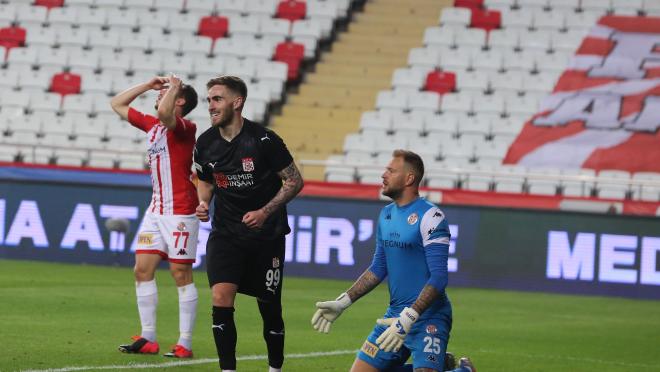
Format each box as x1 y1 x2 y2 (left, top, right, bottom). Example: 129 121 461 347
386 364 413 372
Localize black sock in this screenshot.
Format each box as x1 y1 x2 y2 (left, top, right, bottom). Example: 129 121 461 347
258 299 285 369
212 306 237 370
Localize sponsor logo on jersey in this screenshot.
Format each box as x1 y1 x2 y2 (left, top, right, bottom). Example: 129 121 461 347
177 222 186 231
407 213 418 225
137 233 153 245
427 354 438 363
214 172 255 188
273 257 280 268
147 145 166 156
177 249 187 256
379 239 413 249
426 324 437 334
242 157 254 172
361 340 378 358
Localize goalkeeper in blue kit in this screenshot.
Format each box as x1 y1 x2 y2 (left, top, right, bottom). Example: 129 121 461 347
311 150 476 372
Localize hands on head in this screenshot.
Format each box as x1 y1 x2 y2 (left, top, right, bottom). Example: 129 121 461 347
148 74 181 91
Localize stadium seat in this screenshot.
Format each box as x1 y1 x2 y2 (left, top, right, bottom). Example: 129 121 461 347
25 25 56 47
30 91 61 114
75 7 107 28
0 26 26 50
408 47 441 70
229 15 260 38
391 68 426 91
440 7 472 27
471 49 504 71
488 28 519 49
198 15 229 41
276 0 306 22
456 28 488 48
581 0 613 12
532 9 566 30
409 91 441 113
56 28 88 48
0 68 19 90
15 4 48 28
261 17 291 38
34 0 64 10
502 49 537 72
167 12 201 34
455 0 484 10
470 9 501 31
246 0 278 17
441 92 473 113
501 9 534 29
274 41 304 81
456 69 489 92
49 72 81 97
255 60 288 84
425 70 457 94
38 47 68 69
291 19 323 41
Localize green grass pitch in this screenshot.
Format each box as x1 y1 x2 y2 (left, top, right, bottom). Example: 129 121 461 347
1 259 660 372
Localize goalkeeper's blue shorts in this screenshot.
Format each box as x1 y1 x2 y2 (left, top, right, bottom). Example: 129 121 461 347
357 314 451 371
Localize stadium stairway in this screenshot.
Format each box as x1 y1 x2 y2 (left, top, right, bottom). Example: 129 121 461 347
270 0 451 180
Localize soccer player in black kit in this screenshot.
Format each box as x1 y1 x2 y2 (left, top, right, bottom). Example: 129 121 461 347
193 76 304 372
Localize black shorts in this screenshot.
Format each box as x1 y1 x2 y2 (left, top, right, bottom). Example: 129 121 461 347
206 231 285 301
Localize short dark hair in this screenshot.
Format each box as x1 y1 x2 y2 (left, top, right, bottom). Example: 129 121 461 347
178 83 198 116
206 75 248 99
393 149 424 186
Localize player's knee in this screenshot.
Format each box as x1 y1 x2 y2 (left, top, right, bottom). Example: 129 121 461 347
169 265 193 286
212 287 235 307
133 265 154 281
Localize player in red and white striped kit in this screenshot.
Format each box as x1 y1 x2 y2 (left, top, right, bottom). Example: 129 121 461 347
111 75 199 359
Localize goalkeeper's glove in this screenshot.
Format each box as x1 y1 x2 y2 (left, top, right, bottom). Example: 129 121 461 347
311 292 352 333
375 307 419 352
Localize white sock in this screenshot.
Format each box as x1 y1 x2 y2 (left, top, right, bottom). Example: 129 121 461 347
177 283 198 350
136 280 158 342
269 367 282 372
221 370 236 372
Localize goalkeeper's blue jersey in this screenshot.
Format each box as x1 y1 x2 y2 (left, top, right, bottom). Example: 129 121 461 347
377 197 452 321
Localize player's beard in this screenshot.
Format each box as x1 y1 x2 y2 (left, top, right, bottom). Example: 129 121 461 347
382 183 403 200
211 109 233 128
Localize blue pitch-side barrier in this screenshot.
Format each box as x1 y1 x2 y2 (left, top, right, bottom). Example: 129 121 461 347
1 166 659 300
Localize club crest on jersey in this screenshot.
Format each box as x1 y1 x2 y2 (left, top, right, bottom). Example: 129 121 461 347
407 213 418 225
426 324 437 334
272 257 280 268
214 172 229 188
242 157 254 172
177 222 187 231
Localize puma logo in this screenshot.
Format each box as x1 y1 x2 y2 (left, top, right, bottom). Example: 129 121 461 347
208 161 217 168
212 324 225 331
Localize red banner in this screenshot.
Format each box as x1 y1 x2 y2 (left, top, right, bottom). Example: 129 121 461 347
504 15 660 173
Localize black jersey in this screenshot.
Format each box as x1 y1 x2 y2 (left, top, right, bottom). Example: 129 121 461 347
194 119 294 240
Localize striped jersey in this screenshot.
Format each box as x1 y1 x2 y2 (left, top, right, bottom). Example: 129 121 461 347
128 108 197 215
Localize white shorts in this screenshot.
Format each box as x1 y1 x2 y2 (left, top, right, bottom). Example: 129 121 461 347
136 213 200 264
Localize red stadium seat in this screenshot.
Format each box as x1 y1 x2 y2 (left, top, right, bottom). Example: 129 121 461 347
454 0 483 10
471 9 501 31
0 26 27 50
198 15 229 40
274 41 304 61
274 41 305 81
34 0 64 9
276 0 306 22
50 72 82 96
424 70 456 94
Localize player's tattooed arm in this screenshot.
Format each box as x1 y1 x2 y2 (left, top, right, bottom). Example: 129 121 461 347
346 270 382 303
261 161 304 217
411 285 441 315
